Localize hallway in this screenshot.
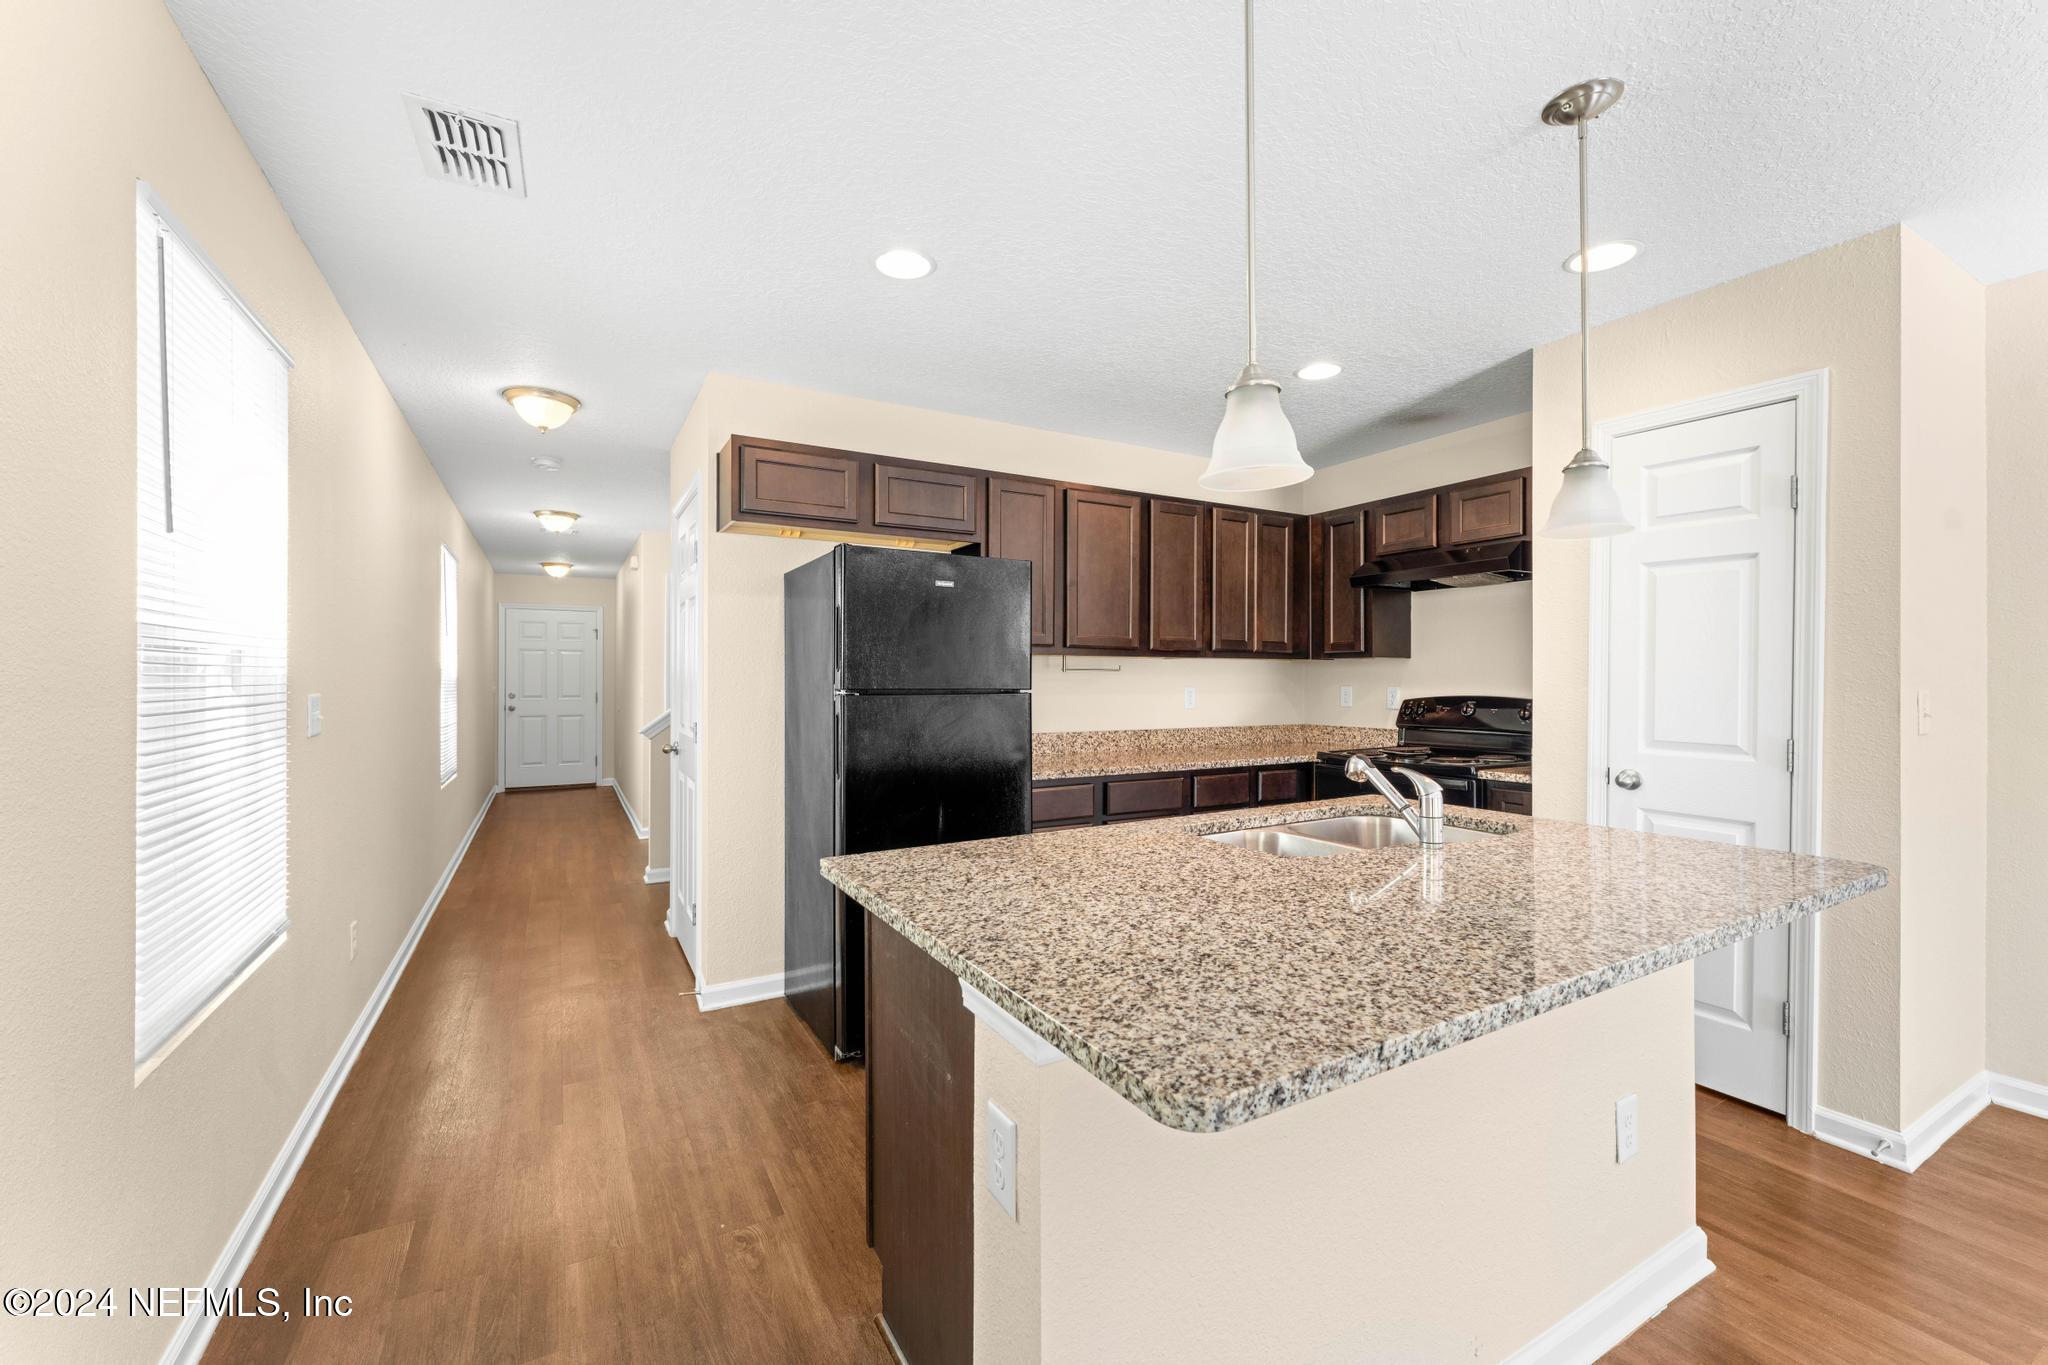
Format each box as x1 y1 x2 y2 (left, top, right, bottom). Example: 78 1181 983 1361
204 788 890 1364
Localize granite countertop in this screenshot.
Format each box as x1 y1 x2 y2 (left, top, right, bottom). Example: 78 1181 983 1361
1483 766 1532 785
1032 724 1397 781
821 799 1886 1134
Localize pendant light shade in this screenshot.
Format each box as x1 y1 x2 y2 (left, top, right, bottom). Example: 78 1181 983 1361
1200 0 1311 493
1537 79 1633 539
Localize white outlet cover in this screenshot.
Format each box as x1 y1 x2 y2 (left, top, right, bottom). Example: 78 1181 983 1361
1386 686 1401 710
1339 685 1354 708
1183 686 1197 710
307 693 323 737
987 1100 1018 1218
1615 1094 1639 1164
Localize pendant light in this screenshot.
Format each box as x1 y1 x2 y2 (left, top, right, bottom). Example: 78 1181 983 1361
1537 79 1633 538
1200 0 1311 493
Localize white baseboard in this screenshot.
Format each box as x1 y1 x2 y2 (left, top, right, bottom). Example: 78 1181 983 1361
1989 1071 2048 1121
599 777 648 839
1503 1225 1713 1365
1813 1068 2048 1173
643 866 671 885
160 786 500 1365
697 970 785 1012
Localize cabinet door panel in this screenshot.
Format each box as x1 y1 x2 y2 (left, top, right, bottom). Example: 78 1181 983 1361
1192 770 1254 809
1063 489 1144 651
1442 474 1527 545
1148 499 1205 652
1317 509 1367 656
1210 507 1255 652
1256 766 1306 803
1031 781 1098 826
1103 775 1187 818
988 476 1061 647
1253 513 1298 655
1368 493 1437 557
738 442 860 523
873 463 980 536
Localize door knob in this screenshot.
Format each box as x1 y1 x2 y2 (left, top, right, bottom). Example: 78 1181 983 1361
661 743 678 755
1614 768 1642 790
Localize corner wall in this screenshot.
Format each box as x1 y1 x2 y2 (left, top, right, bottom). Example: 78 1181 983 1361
611 530 673 869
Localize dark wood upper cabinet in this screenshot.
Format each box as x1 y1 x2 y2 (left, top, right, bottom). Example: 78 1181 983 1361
1314 509 1368 655
1368 492 1438 558
872 463 980 537
1064 488 1145 651
1209 507 1255 652
1441 472 1528 545
986 476 1061 648
1253 513 1300 655
735 439 860 524
1148 499 1205 652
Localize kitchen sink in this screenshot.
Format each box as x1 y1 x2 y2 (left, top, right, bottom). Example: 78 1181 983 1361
1203 814 1503 857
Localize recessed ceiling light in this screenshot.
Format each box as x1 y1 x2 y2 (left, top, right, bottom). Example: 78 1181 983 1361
501 385 581 433
540 561 573 578
533 509 579 534
1294 361 1342 382
874 248 935 280
1563 240 1641 273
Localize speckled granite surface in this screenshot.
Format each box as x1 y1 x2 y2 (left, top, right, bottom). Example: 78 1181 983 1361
1032 724 1397 780
821 799 1886 1134
1482 766 1532 785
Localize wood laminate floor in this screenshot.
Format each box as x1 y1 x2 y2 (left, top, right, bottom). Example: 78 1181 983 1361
206 786 2048 1363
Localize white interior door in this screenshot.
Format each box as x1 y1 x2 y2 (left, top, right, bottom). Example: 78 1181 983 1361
502 606 602 789
1601 399 1798 1112
669 490 703 973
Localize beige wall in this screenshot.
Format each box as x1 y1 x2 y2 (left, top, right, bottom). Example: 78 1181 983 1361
610 530 673 869
1298 416 1535 726
0 3 498 1360
494 571 620 784
1987 270 2048 1089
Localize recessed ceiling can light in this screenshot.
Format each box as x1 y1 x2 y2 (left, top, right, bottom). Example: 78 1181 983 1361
874 248 935 280
533 509 579 534
540 561 573 578
1294 361 1342 382
501 386 581 433
1563 240 1641 273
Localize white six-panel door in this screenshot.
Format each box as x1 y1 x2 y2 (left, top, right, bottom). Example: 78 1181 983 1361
503 606 602 788
669 489 703 973
1602 399 1798 1112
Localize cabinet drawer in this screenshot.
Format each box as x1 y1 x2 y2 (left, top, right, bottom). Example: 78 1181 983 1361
1368 493 1438 557
1103 775 1187 818
1442 474 1526 545
1191 770 1253 809
736 441 860 523
1031 782 1098 826
873 463 980 535
1484 783 1534 816
1255 766 1305 803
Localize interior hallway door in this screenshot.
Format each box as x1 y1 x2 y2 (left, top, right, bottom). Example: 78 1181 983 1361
669 489 703 973
503 606 602 788
1599 399 1798 1112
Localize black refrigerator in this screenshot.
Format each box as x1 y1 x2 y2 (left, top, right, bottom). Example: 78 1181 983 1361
784 544 1032 1059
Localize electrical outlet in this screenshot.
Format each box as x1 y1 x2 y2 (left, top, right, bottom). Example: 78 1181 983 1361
307 693 323 737
1615 1094 1639 1163
1338 686 1354 709
987 1101 1018 1218
348 920 358 962
1183 687 1197 711
1385 687 1401 711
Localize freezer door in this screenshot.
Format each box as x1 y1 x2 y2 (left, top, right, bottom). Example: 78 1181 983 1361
836 545 1032 693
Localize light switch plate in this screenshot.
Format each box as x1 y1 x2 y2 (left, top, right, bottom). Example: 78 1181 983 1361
1338 686 1354 708
307 693 323 737
1615 1094 1639 1163
1385 686 1401 710
987 1101 1018 1218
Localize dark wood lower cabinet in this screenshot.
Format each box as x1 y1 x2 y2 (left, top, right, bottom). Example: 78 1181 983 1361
1482 780 1534 816
1032 764 1309 829
867 914 973 1365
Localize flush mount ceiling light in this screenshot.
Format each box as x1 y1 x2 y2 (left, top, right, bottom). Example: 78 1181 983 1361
1538 79 1634 539
1563 239 1642 273
533 509 579 534
874 248 935 280
540 561 573 578
501 386 580 433
1202 0 1311 493
1294 361 1342 382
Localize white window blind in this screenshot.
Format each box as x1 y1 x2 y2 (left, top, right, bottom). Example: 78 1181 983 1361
439 546 459 784
135 187 292 1067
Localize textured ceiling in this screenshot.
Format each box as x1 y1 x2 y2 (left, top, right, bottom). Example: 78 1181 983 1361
165 0 2048 573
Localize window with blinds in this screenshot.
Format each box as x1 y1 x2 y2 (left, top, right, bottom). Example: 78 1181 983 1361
134 186 293 1069
439 546 459 785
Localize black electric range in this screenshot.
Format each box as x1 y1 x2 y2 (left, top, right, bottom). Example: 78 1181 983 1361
1313 696 1532 808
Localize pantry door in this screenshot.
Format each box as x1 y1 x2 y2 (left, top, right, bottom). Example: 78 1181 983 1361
502 606 602 788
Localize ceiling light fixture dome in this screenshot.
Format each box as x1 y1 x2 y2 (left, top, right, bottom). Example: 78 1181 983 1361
533 509 579 534
502 386 581 433
874 249 935 280
1294 361 1342 382
1201 0 1312 493
540 561 573 578
1538 79 1634 539
1563 239 1642 273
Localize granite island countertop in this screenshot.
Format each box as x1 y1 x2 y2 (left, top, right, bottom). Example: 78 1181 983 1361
1032 724 1396 781
821 799 1886 1134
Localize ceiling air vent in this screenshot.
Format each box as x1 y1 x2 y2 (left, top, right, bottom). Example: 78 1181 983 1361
403 95 526 196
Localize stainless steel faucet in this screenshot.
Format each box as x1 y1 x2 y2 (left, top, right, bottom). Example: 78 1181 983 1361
1343 756 1446 848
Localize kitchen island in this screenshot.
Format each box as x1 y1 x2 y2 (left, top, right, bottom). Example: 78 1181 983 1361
822 797 1886 1365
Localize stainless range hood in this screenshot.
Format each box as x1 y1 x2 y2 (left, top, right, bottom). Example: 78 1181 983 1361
1350 539 1532 591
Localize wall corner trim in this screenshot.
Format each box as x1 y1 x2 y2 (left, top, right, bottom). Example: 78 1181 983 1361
638 710 672 740
1988 1071 2048 1121
643 866 672 885
1809 1068 2048 1173
158 785 499 1365
600 777 649 839
960 979 1066 1067
1501 1225 1713 1365
696 970 786 1012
